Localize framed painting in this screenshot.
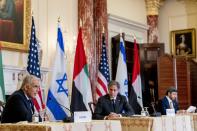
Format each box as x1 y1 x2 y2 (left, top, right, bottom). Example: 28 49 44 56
0 0 31 52
170 28 196 58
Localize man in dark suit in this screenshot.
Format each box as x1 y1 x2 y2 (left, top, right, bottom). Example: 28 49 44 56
93 81 134 120
1 74 40 123
161 87 179 115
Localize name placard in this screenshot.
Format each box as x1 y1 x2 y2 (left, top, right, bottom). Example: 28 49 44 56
166 109 175 116
74 111 92 123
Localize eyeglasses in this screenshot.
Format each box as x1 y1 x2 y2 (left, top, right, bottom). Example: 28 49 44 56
31 84 40 89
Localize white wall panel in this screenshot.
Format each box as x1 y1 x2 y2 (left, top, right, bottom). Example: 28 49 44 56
158 0 197 58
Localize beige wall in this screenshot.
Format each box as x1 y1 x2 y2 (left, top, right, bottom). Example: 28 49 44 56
32 0 78 70
158 0 197 59
2 0 78 90
2 0 147 96
107 0 147 25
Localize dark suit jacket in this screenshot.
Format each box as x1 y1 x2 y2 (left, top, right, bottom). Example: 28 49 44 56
161 96 179 115
1 89 34 123
93 94 134 119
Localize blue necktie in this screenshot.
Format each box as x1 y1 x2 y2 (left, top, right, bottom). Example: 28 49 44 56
28 100 34 114
111 99 116 112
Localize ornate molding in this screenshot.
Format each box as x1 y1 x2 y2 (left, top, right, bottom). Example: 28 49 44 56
145 0 197 15
108 14 148 31
2 65 50 95
108 14 148 43
145 0 165 15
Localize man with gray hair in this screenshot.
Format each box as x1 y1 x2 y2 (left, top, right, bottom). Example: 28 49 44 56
1 74 40 123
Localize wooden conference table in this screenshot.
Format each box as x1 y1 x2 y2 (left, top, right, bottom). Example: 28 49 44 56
116 113 197 131
0 120 121 131
1 114 197 131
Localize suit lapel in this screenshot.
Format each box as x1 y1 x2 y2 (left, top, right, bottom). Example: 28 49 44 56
20 90 33 114
172 101 177 109
165 96 171 109
106 95 115 112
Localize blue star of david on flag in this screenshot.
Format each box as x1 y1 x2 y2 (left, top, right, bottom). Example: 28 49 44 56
125 92 128 97
124 79 128 97
124 79 128 86
56 73 68 96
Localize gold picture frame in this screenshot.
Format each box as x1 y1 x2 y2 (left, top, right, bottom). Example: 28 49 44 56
170 28 196 58
0 0 31 52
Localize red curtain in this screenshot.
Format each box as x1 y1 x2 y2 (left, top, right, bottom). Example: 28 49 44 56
78 0 108 101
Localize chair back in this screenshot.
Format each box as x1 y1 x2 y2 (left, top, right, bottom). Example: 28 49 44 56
0 101 5 112
88 102 96 115
0 100 5 121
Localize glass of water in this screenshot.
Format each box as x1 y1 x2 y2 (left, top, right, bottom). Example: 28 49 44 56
144 107 150 116
39 109 47 122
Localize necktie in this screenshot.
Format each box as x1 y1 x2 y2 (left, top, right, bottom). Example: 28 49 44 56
111 99 116 112
28 100 34 114
169 101 173 109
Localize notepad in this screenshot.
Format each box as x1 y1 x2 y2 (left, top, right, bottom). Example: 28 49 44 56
187 106 196 113
74 111 92 123
166 109 175 116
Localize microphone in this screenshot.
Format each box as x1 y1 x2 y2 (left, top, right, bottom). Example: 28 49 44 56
48 97 74 122
150 102 161 117
151 102 156 113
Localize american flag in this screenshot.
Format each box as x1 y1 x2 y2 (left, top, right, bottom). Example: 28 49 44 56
96 34 110 100
27 17 45 113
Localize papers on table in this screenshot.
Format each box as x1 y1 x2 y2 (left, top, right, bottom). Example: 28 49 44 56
187 106 196 113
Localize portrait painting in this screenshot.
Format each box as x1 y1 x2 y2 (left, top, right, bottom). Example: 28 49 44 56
170 28 196 58
0 0 31 52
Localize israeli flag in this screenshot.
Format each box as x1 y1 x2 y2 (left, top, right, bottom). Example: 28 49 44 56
46 25 70 120
115 36 128 99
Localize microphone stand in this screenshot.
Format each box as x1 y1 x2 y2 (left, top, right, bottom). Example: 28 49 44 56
150 102 161 117
63 116 74 123
49 98 74 122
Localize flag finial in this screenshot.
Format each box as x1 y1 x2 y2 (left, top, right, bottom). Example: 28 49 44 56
79 19 82 27
102 26 105 34
133 33 137 39
58 17 61 23
132 34 137 42
120 29 122 37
